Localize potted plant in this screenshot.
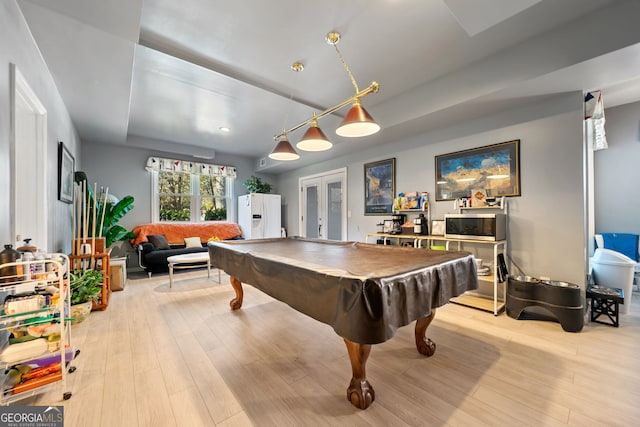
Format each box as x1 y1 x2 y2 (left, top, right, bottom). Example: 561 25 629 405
69 269 103 323
243 176 272 194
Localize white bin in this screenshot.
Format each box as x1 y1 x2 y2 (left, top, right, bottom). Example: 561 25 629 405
591 248 636 314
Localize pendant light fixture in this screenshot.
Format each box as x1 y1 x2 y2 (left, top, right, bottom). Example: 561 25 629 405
296 115 333 151
270 31 380 160
326 31 380 138
268 134 300 161
335 98 380 137
269 62 304 161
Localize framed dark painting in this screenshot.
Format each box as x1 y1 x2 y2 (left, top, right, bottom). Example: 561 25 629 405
58 141 74 203
364 158 395 215
435 140 520 201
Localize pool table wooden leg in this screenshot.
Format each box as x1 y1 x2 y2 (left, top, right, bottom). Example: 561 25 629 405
344 339 375 409
229 276 244 310
415 309 436 356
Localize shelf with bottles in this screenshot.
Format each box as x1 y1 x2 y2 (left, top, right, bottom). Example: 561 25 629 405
394 191 429 212
0 254 77 403
454 195 507 212
392 192 430 235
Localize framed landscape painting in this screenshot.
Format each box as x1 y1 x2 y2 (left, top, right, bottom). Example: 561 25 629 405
435 140 520 201
364 158 395 215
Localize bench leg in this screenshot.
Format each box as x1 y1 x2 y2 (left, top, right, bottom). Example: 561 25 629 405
169 263 174 288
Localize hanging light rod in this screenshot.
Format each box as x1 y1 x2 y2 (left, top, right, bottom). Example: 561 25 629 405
270 31 381 161
273 31 380 146
273 81 380 141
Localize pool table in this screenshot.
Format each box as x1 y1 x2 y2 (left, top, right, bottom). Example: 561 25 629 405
208 237 478 409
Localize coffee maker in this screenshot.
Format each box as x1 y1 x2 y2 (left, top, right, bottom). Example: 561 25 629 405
390 213 406 234
413 213 428 235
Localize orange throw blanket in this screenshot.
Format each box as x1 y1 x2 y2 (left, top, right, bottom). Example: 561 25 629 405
131 222 242 246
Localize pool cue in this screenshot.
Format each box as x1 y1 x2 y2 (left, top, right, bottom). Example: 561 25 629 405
98 187 109 240
90 183 97 269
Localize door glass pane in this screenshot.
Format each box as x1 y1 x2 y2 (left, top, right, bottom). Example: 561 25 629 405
326 181 342 240
306 186 319 238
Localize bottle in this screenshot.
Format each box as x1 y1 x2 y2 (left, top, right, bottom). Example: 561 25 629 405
0 244 22 283
22 251 35 280
413 217 421 235
34 250 46 278
420 192 429 212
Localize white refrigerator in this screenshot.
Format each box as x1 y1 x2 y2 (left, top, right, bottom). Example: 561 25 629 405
238 193 282 239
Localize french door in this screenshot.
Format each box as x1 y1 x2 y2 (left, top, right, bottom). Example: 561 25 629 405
299 168 347 240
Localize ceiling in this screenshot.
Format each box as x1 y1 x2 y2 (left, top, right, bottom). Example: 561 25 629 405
18 0 640 173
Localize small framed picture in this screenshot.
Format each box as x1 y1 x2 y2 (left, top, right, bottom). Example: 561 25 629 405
364 158 396 215
431 220 445 236
58 141 74 203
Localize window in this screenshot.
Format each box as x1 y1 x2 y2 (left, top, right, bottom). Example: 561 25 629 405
147 157 236 223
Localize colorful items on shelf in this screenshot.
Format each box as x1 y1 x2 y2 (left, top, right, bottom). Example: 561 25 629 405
0 255 75 402
394 191 429 211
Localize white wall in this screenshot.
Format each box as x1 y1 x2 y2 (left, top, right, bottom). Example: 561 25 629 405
0 1 80 253
594 100 640 235
277 93 588 286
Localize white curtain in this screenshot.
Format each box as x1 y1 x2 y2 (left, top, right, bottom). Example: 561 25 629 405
585 91 607 151
145 157 237 177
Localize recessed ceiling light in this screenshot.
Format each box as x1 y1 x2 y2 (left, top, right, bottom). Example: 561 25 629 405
219 127 230 132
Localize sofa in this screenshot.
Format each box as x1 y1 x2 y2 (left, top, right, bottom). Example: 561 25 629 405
132 222 243 276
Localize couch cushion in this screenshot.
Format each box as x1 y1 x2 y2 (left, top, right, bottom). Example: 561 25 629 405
147 234 170 250
184 236 202 248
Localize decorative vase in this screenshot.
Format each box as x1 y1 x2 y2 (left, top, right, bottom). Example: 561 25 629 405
70 301 93 324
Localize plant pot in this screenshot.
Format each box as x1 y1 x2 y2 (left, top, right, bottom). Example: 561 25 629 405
70 301 93 324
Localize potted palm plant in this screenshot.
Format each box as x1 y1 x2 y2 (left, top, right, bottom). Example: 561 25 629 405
69 269 103 323
74 171 136 248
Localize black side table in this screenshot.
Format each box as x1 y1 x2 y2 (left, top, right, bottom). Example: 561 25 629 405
586 285 624 327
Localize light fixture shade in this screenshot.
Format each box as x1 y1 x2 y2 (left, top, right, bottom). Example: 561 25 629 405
297 121 333 151
268 137 300 161
335 101 380 137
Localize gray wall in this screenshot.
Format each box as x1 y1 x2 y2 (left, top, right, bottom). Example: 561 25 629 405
0 1 80 253
277 93 588 286
80 139 277 232
594 100 640 235
80 140 276 263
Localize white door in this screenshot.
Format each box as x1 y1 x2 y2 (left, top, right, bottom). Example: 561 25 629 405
299 168 347 240
11 64 48 250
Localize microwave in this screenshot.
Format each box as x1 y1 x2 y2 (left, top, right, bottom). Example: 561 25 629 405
444 213 506 241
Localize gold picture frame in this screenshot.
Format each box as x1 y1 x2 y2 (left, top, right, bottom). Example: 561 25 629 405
435 140 520 201
364 158 396 215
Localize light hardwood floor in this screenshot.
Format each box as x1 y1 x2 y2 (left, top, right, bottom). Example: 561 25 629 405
21 269 640 426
